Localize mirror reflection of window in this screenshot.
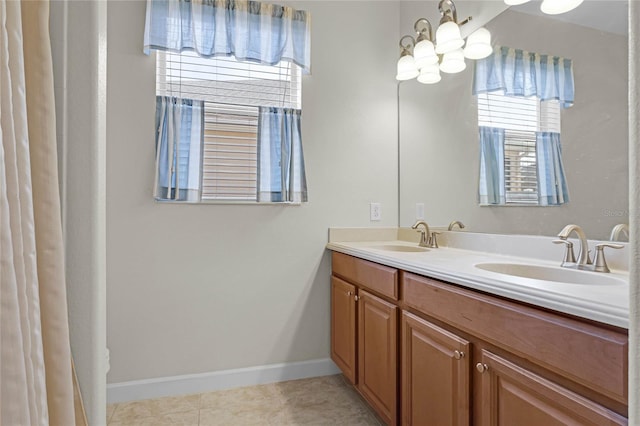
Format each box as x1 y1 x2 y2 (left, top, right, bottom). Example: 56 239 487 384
474 46 573 207
477 93 561 205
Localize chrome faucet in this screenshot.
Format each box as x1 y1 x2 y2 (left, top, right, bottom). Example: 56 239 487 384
448 220 465 231
609 224 629 242
412 220 431 247
556 224 592 267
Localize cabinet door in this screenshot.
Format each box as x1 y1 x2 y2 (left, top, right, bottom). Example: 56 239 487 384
358 289 398 425
331 276 357 384
402 312 470 426
476 350 627 426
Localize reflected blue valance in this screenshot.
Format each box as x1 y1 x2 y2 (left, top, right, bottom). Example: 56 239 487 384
257 107 307 203
144 0 311 73
536 132 569 206
473 46 574 108
478 126 505 205
154 96 204 201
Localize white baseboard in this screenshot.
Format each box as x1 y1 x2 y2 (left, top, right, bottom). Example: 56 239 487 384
107 358 340 404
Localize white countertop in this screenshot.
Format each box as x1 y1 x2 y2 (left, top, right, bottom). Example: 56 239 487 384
327 236 629 329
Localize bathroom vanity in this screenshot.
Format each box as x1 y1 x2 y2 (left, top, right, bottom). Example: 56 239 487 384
327 230 629 426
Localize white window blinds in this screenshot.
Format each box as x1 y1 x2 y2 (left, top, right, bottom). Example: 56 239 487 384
156 51 301 201
477 93 561 204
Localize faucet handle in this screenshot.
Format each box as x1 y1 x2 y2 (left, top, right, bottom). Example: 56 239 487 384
552 239 577 266
429 232 441 248
593 243 624 273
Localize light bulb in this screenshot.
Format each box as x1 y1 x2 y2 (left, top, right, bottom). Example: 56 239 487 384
396 54 419 81
439 48 466 74
464 28 492 60
435 21 464 54
540 0 584 15
417 64 441 84
414 39 438 69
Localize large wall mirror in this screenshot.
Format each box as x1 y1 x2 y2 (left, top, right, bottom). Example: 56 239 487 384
398 0 629 240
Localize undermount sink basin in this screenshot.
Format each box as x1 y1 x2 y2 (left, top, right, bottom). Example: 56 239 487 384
370 244 429 253
475 263 625 286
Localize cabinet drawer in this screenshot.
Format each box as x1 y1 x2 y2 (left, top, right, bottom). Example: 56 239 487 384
403 272 628 404
332 252 398 300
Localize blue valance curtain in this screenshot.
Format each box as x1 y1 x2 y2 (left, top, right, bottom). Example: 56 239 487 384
144 0 312 73
473 46 574 109
258 107 307 202
154 96 204 201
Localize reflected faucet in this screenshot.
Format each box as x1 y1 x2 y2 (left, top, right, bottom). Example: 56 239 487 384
609 224 629 242
557 224 592 266
448 220 465 231
412 220 431 247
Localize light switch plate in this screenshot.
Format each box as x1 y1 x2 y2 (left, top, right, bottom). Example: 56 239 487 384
416 203 425 220
370 203 382 221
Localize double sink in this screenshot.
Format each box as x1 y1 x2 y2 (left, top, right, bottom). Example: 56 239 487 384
327 228 629 328
370 242 626 287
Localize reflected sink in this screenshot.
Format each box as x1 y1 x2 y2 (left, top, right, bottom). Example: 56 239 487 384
370 244 429 253
475 263 625 286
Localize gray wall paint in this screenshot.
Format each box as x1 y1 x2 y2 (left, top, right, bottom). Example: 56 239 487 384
106 1 399 383
399 8 629 240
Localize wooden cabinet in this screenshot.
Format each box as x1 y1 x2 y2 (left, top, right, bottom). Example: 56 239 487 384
402 312 470 426
403 272 628 406
358 290 398 425
331 276 356 384
330 253 628 425
476 350 626 426
330 252 399 425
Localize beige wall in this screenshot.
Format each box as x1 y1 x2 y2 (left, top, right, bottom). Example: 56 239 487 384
106 1 399 383
399 8 629 240
50 0 107 423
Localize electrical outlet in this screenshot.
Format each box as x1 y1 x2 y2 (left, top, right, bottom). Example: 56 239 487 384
416 203 425 220
370 203 382 221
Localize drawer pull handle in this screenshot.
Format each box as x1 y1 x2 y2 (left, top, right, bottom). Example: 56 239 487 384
347 291 352 296
476 363 488 373
453 350 465 360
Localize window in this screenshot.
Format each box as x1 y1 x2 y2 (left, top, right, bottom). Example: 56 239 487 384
156 51 302 202
477 92 561 205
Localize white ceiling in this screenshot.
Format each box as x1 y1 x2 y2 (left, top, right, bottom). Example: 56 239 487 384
511 0 628 36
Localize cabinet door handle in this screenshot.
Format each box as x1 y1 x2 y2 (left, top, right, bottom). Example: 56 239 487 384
453 350 465 360
476 363 489 373
347 291 352 296
354 295 359 302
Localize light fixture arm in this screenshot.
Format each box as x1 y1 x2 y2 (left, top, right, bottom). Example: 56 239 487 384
438 0 458 23
437 0 472 26
399 35 416 56
414 18 434 42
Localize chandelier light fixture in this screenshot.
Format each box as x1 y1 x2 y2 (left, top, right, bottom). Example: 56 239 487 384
504 0 584 15
396 0 492 84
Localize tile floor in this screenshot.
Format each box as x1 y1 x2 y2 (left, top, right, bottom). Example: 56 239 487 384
107 375 383 426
